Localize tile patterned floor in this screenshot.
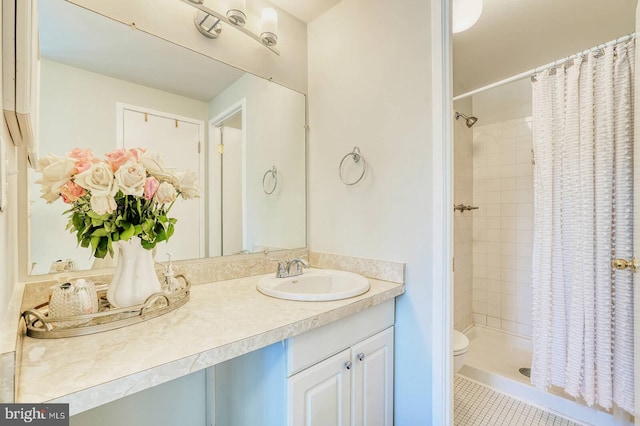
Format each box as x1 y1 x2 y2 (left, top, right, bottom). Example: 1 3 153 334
454 375 582 426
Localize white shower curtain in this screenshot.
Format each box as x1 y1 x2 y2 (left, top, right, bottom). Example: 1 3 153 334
531 37 635 414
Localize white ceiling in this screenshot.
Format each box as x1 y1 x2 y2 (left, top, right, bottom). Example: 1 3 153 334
453 0 637 96
268 0 341 23
39 0 245 102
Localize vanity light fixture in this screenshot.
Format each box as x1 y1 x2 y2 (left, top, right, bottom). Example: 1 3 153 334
180 0 280 55
227 0 247 26
194 10 222 38
452 0 483 34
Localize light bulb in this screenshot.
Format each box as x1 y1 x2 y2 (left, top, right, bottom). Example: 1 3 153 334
227 0 246 27
260 8 278 46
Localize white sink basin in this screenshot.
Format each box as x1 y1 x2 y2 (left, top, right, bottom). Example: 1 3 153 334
257 269 370 301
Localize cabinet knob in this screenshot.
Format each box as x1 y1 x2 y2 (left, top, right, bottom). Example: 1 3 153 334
357 353 365 361
344 361 352 370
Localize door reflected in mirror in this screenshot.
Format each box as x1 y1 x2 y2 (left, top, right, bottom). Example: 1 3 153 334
28 0 306 275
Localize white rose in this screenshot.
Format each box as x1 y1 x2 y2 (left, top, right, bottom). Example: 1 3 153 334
35 154 76 194
177 170 200 199
40 185 61 203
115 161 147 196
140 151 165 176
141 151 178 184
90 195 117 215
154 182 177 204
74 163 117 197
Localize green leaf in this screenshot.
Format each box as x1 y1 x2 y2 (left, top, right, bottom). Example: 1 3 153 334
156 224 167 242
95 237 108 258
73 214 83 230
90 236 100 251
92 228 108 237
120 223 135 241
87 211 108 220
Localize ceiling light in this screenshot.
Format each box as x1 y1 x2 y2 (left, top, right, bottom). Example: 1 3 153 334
452 0 483 34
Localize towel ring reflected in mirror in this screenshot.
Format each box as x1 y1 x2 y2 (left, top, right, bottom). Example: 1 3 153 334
339 146 367 186
263 166 278 195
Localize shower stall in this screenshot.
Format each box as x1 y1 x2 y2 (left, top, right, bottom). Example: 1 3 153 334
453 34 636 425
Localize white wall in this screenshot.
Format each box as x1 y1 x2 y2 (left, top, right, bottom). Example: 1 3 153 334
68 0 308 94
469 80 534 336
472 78 532 126
308 0 434 422
471 117 534 336
209 73 306 252
30 59 209 274
453 97 474 332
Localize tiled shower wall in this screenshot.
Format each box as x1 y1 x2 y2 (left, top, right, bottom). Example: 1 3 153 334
453 100 474 332
471 117 533 336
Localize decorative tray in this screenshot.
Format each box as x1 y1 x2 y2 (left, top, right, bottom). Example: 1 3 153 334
22 274 191 339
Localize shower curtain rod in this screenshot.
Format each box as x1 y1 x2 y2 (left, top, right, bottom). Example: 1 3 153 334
452 32 636 101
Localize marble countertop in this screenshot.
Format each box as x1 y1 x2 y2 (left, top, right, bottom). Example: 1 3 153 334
17 271 404 415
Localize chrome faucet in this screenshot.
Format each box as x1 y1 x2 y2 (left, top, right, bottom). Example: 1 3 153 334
275 257 309 278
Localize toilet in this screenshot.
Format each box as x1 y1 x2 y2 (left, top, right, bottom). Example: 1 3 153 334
453 330 470 373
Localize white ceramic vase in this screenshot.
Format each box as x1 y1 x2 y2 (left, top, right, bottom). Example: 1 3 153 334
107 236 162 308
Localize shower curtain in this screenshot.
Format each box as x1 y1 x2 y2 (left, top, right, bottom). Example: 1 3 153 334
531 38 635 414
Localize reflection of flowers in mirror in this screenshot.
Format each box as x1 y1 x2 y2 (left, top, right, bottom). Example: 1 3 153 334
35 148 200 259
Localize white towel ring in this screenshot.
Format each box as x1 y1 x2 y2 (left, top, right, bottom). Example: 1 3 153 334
263 166 278 195
339 147 367 186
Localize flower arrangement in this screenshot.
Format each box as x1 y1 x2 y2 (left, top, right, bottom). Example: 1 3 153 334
36 148 199 259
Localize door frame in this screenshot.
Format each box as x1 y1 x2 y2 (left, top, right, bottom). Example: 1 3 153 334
433 0 453 424
208 98 248 257
115 102 206 258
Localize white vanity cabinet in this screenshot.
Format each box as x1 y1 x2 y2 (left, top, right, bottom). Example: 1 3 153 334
214 299 395 426
288 348 352 425
288 327 394 426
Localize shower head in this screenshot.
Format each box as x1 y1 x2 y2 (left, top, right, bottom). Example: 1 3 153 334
455 111 478 128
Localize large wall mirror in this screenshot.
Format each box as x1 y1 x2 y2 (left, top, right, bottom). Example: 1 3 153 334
27 0 306 275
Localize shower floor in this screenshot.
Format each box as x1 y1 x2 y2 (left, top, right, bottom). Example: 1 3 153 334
458 326 619 426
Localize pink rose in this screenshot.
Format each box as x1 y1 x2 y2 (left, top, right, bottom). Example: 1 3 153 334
129 148 146 161
105 149 133 172
68 148 95 161
143 177 159 200
60 181 87 203
68 148 98 174
73 159 96 174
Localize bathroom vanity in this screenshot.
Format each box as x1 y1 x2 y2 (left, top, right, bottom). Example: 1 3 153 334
5 252 404 424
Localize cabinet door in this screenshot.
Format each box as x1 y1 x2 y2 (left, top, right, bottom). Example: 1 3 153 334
351 327 394 426
288 348 352 426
